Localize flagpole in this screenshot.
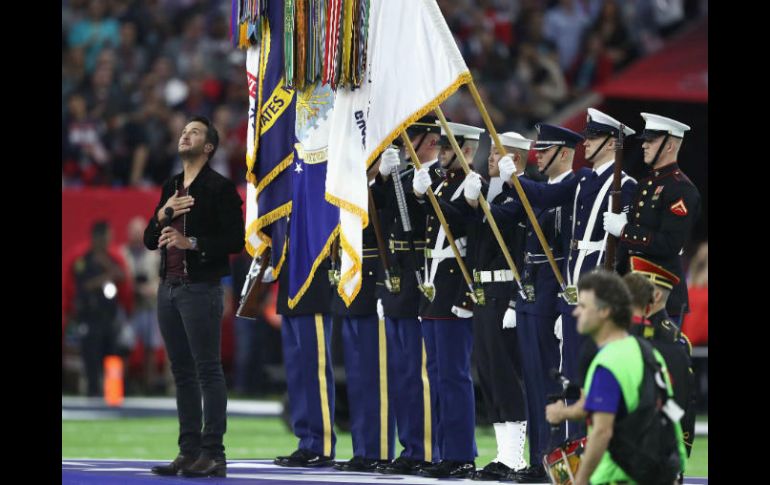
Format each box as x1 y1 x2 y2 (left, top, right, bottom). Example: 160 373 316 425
465 80 567 292
433 107 522 287
400 131 477 302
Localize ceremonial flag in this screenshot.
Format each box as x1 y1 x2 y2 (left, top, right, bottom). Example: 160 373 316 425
287 82 340 308
326 0 471 305
244 0 296 274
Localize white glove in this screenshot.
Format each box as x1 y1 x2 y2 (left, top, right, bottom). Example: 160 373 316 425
379 147 401 177
464 171 482 200
554 315 563 341
376 298 385 320
498 155 516 182
412 167 431 195
262 266 275 283
603 211 628 237
502 308 517 329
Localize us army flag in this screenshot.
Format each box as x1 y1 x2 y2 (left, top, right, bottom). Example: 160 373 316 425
327 0 471 305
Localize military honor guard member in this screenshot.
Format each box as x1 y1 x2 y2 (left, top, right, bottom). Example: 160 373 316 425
373 116 444 474
412 121 483 478
604 113 701 323
461 131 531 481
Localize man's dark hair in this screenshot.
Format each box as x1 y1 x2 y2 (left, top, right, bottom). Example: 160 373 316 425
623 273 655 311
578 269 632 329
189 115 219 161
91 220 110 238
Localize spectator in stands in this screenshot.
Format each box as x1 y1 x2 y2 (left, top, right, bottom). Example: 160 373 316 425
514 41 568 125
592 0 636 70
121 216 165 393
543 0 592 71
67 0 121 73
567 30 614 96
63 93 110 186
682 241 707 345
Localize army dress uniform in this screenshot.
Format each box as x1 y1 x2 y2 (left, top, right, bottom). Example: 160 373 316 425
374 138 445 471
331 219 395 471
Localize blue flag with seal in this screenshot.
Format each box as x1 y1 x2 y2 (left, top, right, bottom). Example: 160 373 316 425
244 0 295 275
287 82 340 309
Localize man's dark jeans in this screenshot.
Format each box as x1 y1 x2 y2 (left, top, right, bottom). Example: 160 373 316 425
158 279 226 458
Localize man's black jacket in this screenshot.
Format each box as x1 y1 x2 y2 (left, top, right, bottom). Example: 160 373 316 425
144 163 245 281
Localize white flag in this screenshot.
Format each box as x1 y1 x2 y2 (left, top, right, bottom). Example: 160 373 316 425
244 45 262 257
326 0 470 305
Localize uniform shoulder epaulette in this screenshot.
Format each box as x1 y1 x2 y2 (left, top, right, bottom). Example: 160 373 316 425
657 318 680 343
672 170 695 186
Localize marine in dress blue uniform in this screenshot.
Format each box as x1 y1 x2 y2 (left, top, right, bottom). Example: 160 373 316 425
373 117 444 475
604 113 701 323
414 122 483 479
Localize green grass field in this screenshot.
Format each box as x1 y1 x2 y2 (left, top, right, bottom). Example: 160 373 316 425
62 415 708 476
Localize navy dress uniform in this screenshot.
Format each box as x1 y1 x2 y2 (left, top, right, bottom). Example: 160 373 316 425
332 219 395 471
627 256 696 458
608 113 701 323
460 167 529 479
415 122 483 478
508 119 637 395
374 116 444 474
274 247 336 467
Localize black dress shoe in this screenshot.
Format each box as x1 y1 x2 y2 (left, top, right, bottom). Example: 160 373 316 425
473 461 514 481
376 456 430 475
333 456 386 472
275 448 335 467
180 455 227 478
509 464 547 483
150 454 198 476
274 449 304 466
418 460 476 478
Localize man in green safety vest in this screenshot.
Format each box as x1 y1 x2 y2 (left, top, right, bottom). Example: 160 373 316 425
570 269 686 485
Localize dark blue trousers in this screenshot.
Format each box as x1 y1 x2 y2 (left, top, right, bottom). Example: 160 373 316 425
341 315 394 460
559 308 587 440
281 314 336 457
420 319 442 462
385 317 438 462
516 310 564 465
422 317 476 462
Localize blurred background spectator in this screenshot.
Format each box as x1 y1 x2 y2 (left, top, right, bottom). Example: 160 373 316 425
120 216 168 394
682 241 707 346
64 221 134 396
